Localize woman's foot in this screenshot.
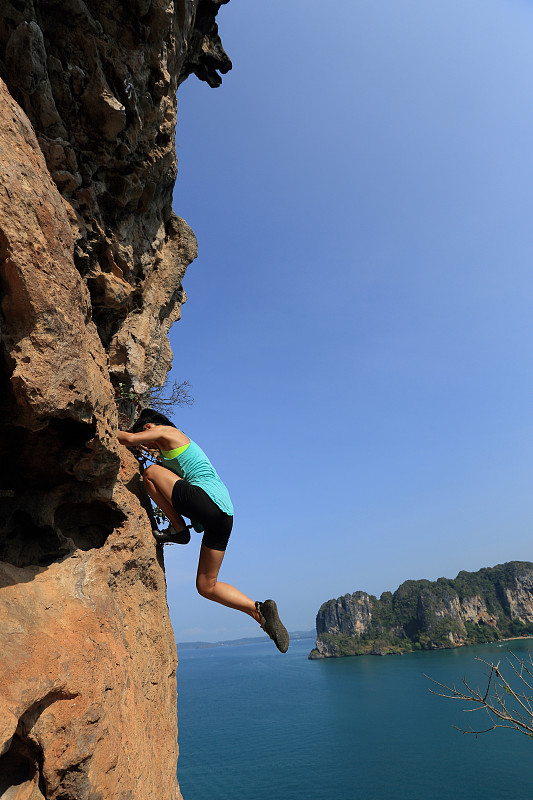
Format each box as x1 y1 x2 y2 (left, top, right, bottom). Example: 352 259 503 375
255 600 289 653
152 525 191 545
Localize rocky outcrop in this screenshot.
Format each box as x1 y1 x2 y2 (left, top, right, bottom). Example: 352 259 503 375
310 562 533 659
0 1 231 797
0 0 230 392
314 592 373 639
178 0 231 88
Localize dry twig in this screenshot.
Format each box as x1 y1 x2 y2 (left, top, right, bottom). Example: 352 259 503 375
149 378 194 412
427 651 533 738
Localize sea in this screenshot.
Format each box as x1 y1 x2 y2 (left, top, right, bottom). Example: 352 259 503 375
176 637 533 800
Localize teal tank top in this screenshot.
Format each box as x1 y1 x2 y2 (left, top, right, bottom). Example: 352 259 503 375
159 440 234 517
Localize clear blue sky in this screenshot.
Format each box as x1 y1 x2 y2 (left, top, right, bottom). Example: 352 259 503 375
165 0 533 642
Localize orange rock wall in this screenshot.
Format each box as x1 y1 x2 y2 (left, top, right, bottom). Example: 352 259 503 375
0 1 232 797
0 77 180 800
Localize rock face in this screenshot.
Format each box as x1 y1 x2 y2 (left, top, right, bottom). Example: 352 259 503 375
310 562 533 659
0 1 231 797
0 0 230 392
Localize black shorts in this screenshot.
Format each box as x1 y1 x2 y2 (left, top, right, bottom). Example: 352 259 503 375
171 479 233 552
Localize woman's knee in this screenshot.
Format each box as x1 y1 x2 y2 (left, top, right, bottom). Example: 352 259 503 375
196 574 217 599
143 464 158 482
143 464 168 488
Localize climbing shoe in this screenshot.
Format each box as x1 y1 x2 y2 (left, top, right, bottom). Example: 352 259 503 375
256 599 289 653
152 525 191 545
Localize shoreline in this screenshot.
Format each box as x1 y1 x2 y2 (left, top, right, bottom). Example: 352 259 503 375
310 633 533 660
499 635 533 643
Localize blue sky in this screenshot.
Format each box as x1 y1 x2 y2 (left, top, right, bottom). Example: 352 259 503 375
165 0 533 642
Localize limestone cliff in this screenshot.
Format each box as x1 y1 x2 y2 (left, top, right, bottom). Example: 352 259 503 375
310 562 533 659
0 1 230 797
0 0 230 393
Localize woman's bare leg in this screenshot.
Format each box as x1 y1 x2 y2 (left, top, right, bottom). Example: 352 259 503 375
142 464 187 531
196 544 261 622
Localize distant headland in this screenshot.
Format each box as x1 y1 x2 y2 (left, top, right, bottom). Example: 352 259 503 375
309 561 533 659
179 629 315 650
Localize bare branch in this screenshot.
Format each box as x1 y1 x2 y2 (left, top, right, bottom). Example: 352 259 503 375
149 378 194 412
427 652 533 739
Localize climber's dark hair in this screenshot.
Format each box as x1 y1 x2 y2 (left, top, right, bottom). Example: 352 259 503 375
129 408 176 433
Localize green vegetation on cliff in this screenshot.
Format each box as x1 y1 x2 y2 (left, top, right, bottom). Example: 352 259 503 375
310 562 533 658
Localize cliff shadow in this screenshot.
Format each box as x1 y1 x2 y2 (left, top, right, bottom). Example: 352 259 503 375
0 495 125 574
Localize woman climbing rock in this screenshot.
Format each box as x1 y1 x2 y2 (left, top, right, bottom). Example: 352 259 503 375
117 409 289 653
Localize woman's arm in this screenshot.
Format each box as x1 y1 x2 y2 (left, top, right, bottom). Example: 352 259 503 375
117 430 141 446
117 426 189 450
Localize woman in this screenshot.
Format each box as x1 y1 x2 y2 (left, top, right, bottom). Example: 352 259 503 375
117 409 289 653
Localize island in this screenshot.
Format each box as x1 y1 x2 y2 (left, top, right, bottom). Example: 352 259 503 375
309 561 533 659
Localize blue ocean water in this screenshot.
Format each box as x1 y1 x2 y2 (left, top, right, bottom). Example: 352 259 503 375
177 638 533 800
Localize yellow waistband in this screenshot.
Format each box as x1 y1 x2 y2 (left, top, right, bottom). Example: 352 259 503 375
160 443 190 459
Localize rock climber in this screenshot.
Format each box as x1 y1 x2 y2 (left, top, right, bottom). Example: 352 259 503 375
117 409 289 653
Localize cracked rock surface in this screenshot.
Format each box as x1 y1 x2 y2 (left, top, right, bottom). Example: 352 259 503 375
0 75 180 800
0 0 230 392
